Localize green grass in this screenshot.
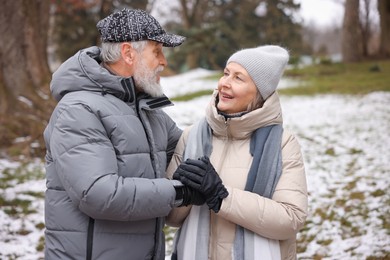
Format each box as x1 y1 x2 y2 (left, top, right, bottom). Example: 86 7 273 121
172 59 390 101
171 89 214 101
282 59 390 95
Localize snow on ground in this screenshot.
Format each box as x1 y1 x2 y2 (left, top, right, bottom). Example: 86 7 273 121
1 69 389 259
161 68 218 98
0 159 46 260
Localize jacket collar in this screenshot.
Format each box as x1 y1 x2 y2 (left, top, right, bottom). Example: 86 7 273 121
50 46 173 110
206 91 283 139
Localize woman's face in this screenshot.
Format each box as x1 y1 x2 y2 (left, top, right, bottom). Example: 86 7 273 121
217 62 258 114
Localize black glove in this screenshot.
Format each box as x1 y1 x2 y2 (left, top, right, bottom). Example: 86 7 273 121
175 185 206 206
173 163 206 207
175 156 228 213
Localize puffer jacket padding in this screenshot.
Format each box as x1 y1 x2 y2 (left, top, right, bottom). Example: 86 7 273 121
44 46 182 260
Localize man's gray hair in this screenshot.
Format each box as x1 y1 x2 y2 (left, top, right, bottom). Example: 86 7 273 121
100 41 148 63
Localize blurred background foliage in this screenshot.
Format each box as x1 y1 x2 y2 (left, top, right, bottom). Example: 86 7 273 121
51 0 305 71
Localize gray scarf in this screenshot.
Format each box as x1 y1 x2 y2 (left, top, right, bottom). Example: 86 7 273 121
172 118 283 260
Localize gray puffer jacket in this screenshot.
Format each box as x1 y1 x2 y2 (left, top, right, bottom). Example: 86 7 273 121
43 46 182 260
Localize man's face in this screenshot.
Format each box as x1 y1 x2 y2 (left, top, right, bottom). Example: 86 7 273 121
133 41 167 97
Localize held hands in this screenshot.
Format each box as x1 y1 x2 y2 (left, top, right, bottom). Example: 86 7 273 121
173 156 228 213
179 185 206 206
173 164 205 207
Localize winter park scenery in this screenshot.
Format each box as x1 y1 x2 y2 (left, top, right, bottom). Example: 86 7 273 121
0 68 389 259
1 0 390 259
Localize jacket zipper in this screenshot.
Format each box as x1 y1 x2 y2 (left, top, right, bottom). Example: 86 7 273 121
216 117 231 171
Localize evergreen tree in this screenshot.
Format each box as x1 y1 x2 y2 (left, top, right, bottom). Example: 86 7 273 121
52 0 100 62
166 0 303 70
51 0 149 63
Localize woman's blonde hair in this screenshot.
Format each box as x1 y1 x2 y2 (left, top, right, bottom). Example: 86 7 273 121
247 90 264 111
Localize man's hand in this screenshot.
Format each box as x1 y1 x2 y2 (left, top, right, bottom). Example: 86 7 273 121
173 165 205 207
174 156 228 212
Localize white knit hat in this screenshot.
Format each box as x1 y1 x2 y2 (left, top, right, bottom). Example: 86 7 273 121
227 45 289 100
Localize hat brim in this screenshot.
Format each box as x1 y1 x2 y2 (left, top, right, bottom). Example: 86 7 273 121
149 33 186 47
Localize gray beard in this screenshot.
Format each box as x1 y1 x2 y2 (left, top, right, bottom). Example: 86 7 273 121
133 61 164 97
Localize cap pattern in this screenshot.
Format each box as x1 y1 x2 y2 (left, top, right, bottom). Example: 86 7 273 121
227 45 289 100
97 9 185 47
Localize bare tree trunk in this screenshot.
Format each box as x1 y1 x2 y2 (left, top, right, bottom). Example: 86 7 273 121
179 0 209 69
378 0 390 57
342 0 363 62
0 0 54 157
360 0 371 57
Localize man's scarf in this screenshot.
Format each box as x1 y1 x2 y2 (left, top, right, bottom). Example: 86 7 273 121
172 118 283 260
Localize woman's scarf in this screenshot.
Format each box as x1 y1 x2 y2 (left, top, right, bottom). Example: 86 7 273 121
172 117 283 260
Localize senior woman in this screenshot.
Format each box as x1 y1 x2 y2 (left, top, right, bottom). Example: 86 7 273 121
167 45 308 260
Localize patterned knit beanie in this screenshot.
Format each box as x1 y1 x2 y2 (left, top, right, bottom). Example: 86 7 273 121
227 45 289 100
97 8 185 47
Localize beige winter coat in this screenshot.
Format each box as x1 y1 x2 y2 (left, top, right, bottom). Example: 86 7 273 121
166 92 308 260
